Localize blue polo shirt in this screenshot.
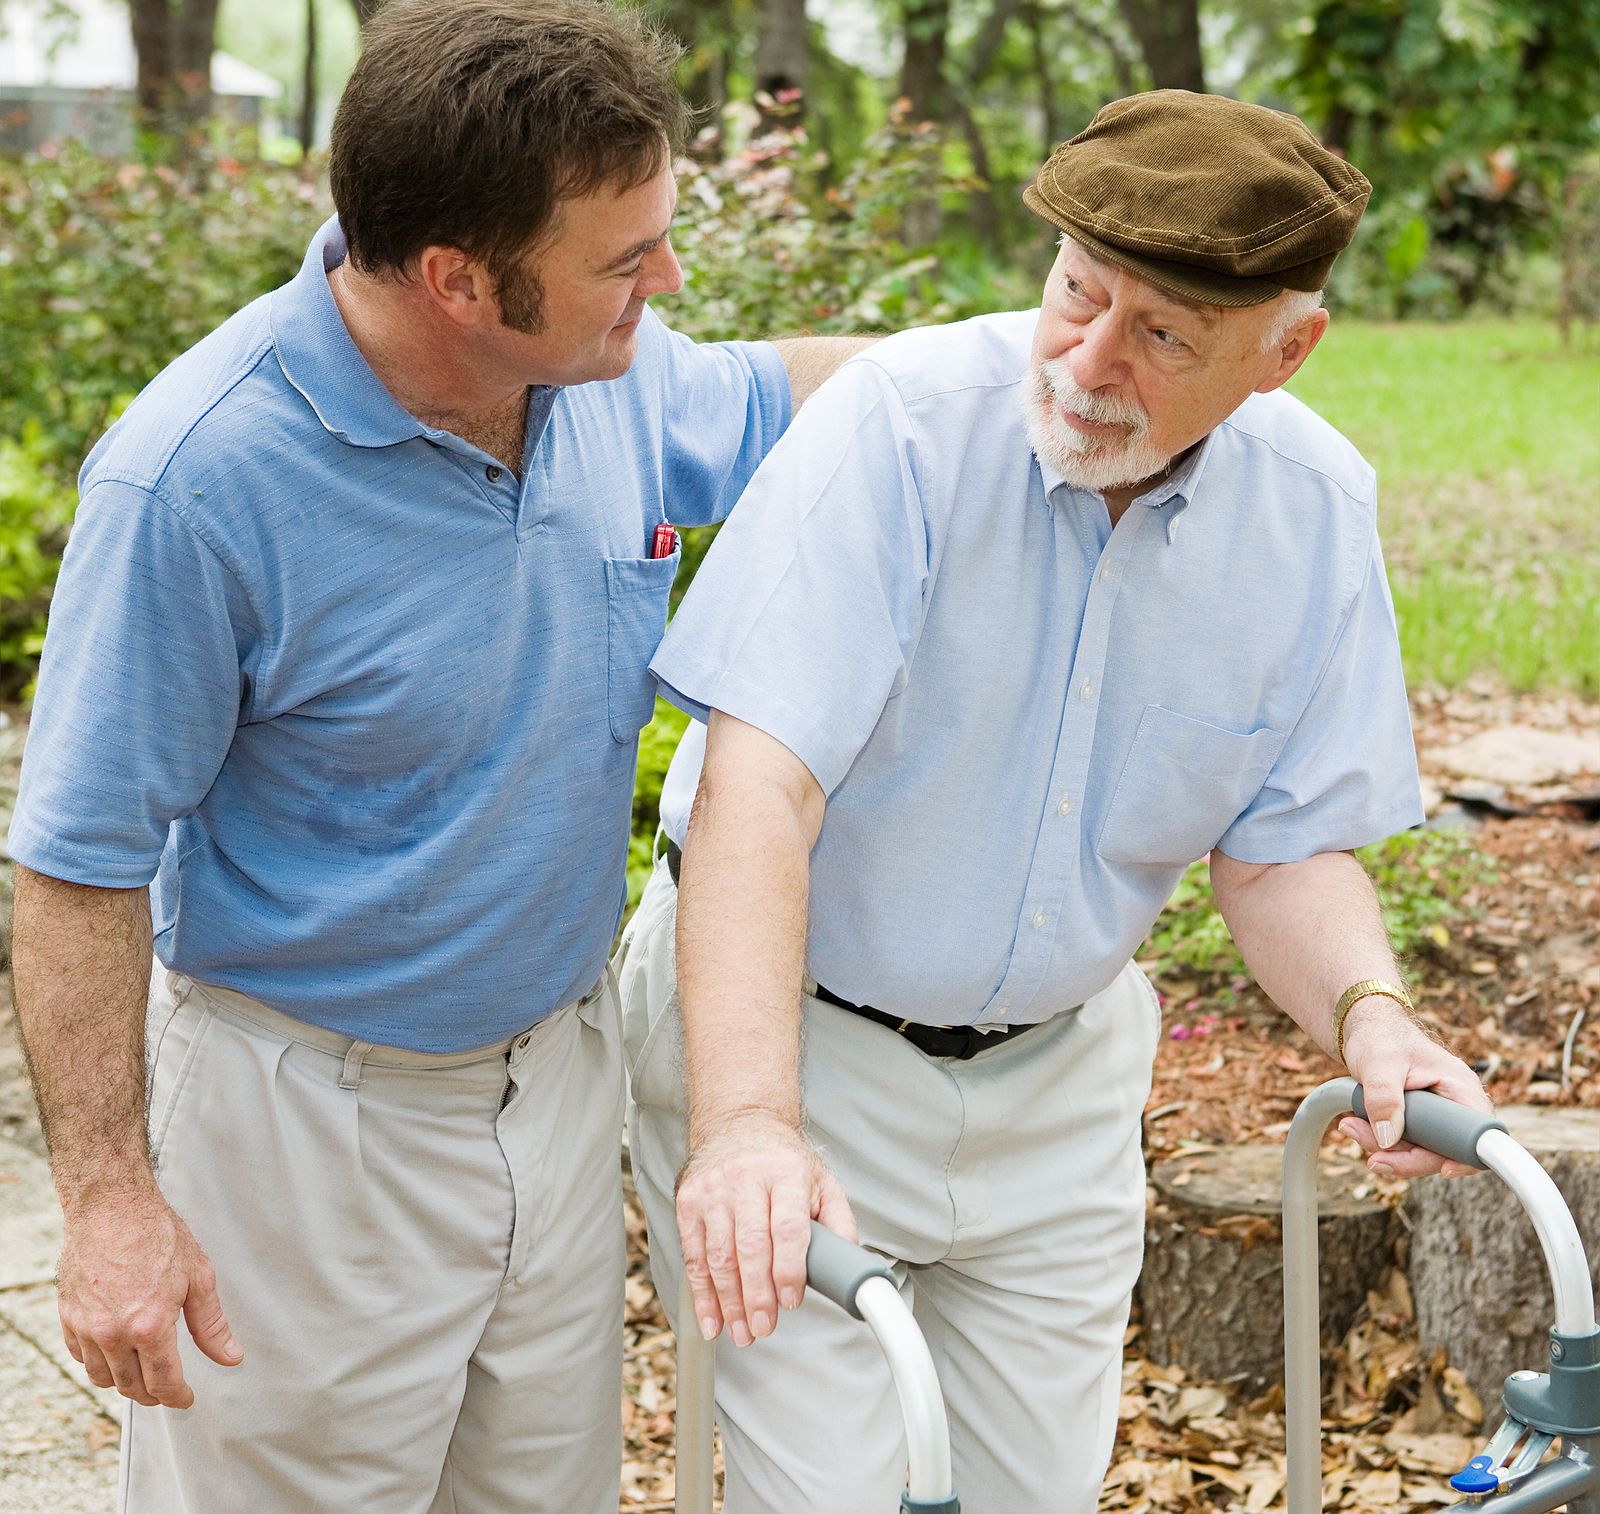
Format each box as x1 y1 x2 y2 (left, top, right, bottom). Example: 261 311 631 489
8 216 790 1051
655 311 1422 1026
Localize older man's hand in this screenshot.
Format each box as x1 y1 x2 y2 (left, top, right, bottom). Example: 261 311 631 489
1336 998 1496 1179
675 1112 856 1348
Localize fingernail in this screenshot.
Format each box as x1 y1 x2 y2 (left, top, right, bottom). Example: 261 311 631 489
731 1322 753 1348
224 1338 243 1360
1371 1161 1395 1178
698 1316 718 1342
751 1310 773 1337
1375 1120 1397 1149
779 1288 801 1311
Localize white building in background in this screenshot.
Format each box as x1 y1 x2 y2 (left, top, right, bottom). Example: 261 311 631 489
0 0 281 155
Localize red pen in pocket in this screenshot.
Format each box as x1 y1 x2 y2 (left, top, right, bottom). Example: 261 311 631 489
652 521 679 559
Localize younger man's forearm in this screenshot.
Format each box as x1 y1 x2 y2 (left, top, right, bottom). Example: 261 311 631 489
12 866 157 1208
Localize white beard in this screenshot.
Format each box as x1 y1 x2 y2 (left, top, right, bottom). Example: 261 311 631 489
1021 358 1174 494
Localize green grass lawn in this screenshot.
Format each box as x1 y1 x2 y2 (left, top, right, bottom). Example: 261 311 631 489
1288 320 1600 695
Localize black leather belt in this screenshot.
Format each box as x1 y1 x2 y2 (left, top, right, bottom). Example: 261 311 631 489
661 840 1042 1061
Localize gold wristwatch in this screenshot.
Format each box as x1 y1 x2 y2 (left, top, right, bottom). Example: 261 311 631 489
1331 978 1415 1063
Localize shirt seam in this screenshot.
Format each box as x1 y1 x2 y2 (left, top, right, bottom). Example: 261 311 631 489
78 475 269 722
1215 414 1375 505
87 338 278 498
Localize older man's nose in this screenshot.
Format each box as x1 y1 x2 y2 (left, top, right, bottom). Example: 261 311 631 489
1067 318 1126 392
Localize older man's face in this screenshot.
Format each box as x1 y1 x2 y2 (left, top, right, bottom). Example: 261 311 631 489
1024 238 1323 495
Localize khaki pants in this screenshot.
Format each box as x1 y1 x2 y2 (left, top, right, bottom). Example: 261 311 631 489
120 966 626 1514
619 856 1159 1514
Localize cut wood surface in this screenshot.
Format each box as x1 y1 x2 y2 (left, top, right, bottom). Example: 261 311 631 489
1407 1103 1600 1411
1139 1144 1395 1394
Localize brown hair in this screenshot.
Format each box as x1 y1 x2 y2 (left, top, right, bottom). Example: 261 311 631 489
329 0 687 320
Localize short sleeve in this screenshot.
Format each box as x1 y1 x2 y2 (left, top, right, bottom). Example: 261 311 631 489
6 480 255 887
649 357 928 793
1217 519 1422 864
652 313 792 528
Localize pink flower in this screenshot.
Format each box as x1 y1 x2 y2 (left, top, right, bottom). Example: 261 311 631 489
1170 1025 1192 1041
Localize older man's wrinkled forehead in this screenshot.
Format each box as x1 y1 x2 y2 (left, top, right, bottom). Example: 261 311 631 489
1054 234 1225 333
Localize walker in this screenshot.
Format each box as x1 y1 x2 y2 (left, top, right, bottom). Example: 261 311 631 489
672 1083 1599 1512
1284 1081 1599 1511
675 1222 961 1512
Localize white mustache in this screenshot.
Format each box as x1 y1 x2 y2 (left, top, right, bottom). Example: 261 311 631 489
1037 359 1149 438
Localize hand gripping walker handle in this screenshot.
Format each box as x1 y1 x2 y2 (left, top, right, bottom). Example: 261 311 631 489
1350 1085 1507 1169
675 1225 961 1514
804 1220 897 1316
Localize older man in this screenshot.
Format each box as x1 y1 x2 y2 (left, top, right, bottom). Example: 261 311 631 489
618 91 1494 1513
6 2 865 1511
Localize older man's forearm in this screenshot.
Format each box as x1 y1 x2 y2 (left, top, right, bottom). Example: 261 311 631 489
676 713 825 1142
1208 847 1408 1055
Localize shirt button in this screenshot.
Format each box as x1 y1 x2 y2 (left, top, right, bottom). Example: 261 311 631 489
1057 797 1072 816
486 465 503 482
1032 910 1046 929
1099 566 1111 583
1080 682 1095 701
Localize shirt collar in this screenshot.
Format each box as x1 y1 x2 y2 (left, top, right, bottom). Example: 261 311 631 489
269 216 432 450
1035 422 1218 542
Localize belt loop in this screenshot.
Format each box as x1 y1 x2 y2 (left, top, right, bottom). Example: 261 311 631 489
166 971 194 1006
339 1041 373 1091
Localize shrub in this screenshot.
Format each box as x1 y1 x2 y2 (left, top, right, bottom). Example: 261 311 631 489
0 145 330 694
1140 829 1493 990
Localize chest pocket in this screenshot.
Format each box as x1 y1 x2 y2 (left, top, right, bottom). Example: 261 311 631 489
605 548 681 743
1097 705 1284 868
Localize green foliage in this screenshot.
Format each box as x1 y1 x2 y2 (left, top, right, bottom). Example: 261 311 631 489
1140 830 1493 987
1287 319 1600 694
0 144 331 466
0 425 75 680
666 103 982 341
1289 0 1600 316
628 699 692 909
0 144 332 695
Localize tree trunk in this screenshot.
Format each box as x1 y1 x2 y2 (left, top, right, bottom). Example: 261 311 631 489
299 0 319 156
754 0 808 126
899 0 951 244
1406 1105 1600 1413
129 0 172 123
900 0 950 122
1115 0 1204 93
128 0 218 136
1025 2 1062 153
1139 1145 1395 1393
172 0 219 127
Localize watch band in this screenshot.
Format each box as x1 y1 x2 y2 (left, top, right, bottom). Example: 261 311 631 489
1332 978 1415 1063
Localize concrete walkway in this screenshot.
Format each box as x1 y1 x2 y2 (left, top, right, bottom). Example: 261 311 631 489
0 978 121 1513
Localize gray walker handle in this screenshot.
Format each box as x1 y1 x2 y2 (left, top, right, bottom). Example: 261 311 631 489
675 1222 959 1513
1283 1078 1599 1514
802 1219 896 1317
1348 1084 1504 1169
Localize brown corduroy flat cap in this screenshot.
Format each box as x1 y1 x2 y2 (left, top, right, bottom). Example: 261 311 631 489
1022 90 1372 308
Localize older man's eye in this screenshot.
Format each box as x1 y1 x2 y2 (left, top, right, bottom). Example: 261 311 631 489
1151 327 1186 349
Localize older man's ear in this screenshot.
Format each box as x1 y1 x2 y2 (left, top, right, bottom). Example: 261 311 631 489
1255 306 1332 394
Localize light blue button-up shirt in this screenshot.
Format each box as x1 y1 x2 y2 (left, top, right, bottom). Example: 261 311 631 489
9 216 790 1051
654 310 1422 1027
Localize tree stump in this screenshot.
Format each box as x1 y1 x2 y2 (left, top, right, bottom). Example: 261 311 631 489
1139 1145 1396 1394
1407 1104 1600 1413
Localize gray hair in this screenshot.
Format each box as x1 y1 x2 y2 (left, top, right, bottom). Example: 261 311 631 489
1258 288 1325 351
